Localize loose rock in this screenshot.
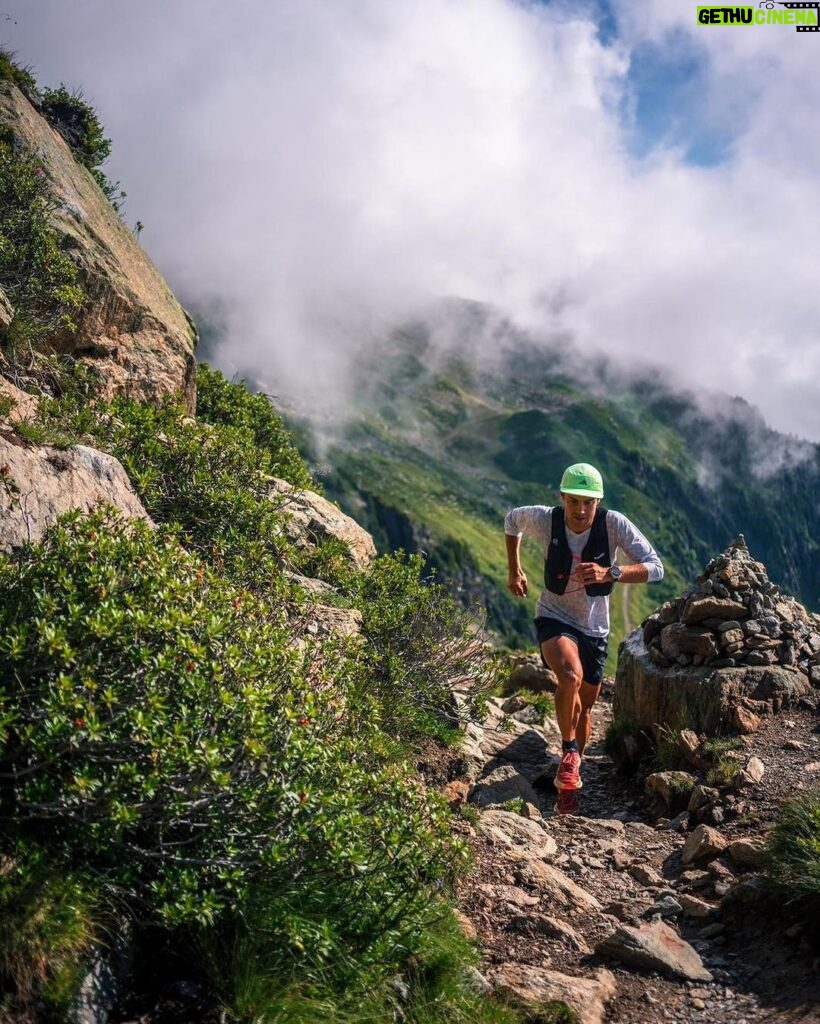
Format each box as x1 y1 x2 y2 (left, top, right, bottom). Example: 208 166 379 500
596 919 713 982
493 964 617 1024
682 825 728 865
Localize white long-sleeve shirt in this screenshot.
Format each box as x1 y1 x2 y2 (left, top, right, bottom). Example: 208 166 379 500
504 505 664 638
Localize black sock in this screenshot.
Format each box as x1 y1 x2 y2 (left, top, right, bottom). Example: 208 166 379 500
562 739 579 753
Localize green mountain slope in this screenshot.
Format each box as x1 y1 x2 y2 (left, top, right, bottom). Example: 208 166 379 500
290 313 819 669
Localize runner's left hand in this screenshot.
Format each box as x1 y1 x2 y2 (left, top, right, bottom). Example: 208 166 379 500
577 562 611 584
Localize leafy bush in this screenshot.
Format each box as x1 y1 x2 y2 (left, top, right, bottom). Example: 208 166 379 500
0 511 459 931
0 370 506 1018
40 86 110 170
348 553 498 741
93 398 295 595
0 510 289 921
398 911 523 1024
766 793 820 914
0 48 38 100
0 134 85 353
7 353 104 445
195 362 313 490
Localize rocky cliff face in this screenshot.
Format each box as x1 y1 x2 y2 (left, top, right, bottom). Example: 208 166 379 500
0 82 197 410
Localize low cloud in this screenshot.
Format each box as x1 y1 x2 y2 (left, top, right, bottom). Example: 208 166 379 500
6 0 820 440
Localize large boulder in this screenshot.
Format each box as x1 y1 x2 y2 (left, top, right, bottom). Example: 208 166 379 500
0 433 150 550
503 652 559 695
0 82 197 410
614 631 809 736
270 478 377 569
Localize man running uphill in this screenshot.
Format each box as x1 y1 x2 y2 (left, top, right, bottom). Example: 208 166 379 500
504 463 664 792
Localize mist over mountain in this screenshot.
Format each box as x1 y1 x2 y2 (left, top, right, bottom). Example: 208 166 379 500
235 300 819 656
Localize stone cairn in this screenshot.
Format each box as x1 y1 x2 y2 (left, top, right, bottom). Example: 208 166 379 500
641 535 820 684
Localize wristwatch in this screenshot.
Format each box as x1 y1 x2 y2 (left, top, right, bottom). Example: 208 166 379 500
609 564 623 582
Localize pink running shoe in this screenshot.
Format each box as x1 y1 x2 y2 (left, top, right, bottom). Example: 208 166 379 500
555 750 583 791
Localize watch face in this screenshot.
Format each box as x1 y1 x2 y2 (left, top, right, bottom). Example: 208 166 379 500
610 565 622 580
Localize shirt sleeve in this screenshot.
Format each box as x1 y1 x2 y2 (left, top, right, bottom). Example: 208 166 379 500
609 511 664 583
504 505 552 547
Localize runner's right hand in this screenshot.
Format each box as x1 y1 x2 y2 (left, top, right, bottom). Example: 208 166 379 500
507 570 528 597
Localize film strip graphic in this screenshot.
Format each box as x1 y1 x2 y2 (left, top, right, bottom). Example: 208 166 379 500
773 1 820 31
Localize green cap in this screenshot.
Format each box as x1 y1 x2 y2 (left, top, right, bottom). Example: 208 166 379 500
560 463 604 498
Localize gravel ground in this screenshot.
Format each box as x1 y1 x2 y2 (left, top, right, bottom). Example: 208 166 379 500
454 682 820 1024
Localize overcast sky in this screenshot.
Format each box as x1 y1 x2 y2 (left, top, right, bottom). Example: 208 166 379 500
5 1 820 440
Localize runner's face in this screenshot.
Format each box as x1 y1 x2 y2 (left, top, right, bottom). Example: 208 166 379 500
561 493 599 532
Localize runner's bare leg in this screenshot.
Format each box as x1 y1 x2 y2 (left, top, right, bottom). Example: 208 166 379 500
576 682 602 756
542 636 600 755
541 636 583 745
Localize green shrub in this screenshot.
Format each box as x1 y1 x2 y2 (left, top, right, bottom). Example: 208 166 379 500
9 354 105 447
701 736 743 760
0 510 288 922
348 553 498 741
766 793 820 913
0 48 38 99
400 911 522 1024
15 370 315 589
0 366 510 1016
94 398 294 595
40 86 110 170
0 510 459 932
602 717 650 774
195 363 313 490
603 718 635 754
501 798 528 817
458 804 480 828
0 135 85 353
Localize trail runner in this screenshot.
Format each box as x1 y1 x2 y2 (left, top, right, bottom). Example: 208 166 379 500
504 463 664 792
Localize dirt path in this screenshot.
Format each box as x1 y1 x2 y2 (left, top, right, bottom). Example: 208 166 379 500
453 684 820 1024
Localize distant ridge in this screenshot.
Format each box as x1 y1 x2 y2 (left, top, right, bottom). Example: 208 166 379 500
284 302 819 659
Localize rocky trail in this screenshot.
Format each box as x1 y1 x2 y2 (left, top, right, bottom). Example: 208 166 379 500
441 682 820 1024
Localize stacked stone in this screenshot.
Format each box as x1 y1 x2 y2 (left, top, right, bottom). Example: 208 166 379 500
641 535 820 683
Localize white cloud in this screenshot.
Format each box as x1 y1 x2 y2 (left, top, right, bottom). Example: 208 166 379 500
5 0 820 439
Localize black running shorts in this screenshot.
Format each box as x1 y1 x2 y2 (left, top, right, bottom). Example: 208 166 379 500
534 616 608 687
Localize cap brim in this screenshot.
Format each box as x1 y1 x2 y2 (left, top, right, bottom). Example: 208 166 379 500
560 488 603 498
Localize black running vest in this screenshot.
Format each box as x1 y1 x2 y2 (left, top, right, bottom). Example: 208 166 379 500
544 507 614 597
